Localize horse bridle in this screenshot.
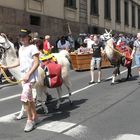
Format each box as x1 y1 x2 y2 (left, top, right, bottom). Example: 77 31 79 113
0 42 11 60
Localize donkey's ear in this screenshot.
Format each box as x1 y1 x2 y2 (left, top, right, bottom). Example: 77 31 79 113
1 33 8 40
0 35 6 43
109 30 112 34
105 29 108 33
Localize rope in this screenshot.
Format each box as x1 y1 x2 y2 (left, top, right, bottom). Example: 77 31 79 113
0 66 22 84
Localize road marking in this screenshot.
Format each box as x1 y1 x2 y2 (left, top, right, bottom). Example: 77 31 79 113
112 134 140 140
64 125 88 138
37 120 88 137
38 121 76 133
0 111 19 123
0 94 20 102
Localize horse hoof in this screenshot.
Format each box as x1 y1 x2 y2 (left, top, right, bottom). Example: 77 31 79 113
44 111 49 115
125 78 129 81
53 107 60 111
111 83 115 85
46 94 53 101
41 106 49 114
43 109 49 114
70 101 73 105
14 114 25 120
60 98 65 102
68 99 73 105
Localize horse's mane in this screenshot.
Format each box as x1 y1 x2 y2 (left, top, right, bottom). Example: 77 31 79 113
0 35 17 59
7 40 17 58
106 38 114 46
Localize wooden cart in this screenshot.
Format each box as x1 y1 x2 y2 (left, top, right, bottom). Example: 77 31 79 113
70 53 111 71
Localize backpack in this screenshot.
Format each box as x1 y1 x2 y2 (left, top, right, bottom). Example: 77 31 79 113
44 63 63 88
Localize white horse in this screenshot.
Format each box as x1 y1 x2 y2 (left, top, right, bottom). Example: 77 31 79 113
0 34 72 119
100 30 132 84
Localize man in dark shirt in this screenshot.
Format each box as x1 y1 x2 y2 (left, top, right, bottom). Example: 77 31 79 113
89 35 105 84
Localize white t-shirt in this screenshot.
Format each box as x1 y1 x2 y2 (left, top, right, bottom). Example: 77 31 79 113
19 44 39 82
134 40 140 55
84 38 94 49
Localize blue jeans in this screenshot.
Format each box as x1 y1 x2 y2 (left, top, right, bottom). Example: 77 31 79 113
135 55 140 67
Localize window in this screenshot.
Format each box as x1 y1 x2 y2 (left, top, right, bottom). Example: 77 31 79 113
132 4 135 27
124 1 129 25
115 0 121 22
138 8 140 29
104 0 111 20
91 0 99 15
64 0 76 9
30 15 41 26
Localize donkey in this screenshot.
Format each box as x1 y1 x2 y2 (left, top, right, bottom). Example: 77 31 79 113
100 30 132 84
0 34 72 119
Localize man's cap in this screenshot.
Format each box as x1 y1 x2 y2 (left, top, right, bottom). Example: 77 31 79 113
19 29 31 37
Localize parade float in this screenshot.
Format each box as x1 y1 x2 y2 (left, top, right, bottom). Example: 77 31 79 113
70 48 111 71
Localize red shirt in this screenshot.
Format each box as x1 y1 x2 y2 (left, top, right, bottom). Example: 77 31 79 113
43 40 50 52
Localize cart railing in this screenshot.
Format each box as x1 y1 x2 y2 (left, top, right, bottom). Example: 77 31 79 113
70 53 111 71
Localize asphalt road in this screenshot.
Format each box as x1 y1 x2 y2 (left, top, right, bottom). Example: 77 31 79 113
0 66 140 140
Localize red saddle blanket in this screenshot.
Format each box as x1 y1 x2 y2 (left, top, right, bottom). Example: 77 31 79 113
44 63 63 88
113 42 132 67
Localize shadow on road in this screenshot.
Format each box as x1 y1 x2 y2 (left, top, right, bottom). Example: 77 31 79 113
36 98 88 125
103 75 138 84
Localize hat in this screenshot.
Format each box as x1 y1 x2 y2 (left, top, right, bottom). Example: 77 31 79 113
19 29 31 37
40 54 53 61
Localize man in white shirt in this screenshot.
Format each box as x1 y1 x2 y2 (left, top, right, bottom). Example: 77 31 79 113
84 34 94 49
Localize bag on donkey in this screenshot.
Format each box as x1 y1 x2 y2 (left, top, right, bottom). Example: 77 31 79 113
44 63 63 88
121 51 132 67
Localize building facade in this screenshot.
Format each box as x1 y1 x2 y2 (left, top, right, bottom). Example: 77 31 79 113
0 0 140 41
